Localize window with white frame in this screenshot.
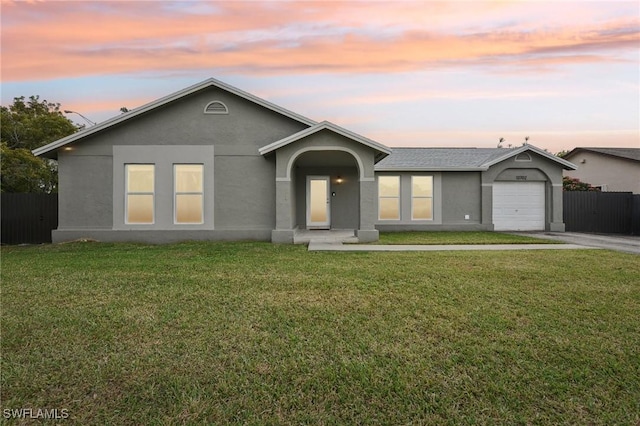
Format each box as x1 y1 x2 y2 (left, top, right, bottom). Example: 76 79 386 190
126 164 154 224
174 164 204 224
412 176 433 220
378 176 400 220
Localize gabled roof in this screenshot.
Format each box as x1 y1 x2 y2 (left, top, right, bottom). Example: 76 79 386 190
564 147 640 163
482 144 576 169
33 77 317 159
375 144 577 171
259 120 392 158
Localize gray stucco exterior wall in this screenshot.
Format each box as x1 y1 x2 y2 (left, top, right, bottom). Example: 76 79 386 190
57 153 113 230
375 151 567 232
52 86 309 243
441 172 482 225
44 80 571 244
375 172 490 232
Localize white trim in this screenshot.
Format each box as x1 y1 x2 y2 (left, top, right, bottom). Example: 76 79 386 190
482 145 577 170
285 146 367 181
375 166 485 172
259 120 391 157
34 77 317 158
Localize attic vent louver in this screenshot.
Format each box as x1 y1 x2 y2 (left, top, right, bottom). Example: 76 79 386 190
515 152 532 162
204 101 229 114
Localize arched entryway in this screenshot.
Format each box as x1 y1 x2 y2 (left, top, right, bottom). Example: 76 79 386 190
291 150 360 230
260 121 391 243
492 168 551 231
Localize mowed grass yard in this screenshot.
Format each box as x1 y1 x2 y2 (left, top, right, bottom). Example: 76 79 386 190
2 238 639 425
376 231 561 245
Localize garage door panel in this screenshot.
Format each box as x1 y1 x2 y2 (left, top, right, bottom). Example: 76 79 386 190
493 182 545 231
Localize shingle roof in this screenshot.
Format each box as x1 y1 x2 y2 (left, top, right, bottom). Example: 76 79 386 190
34 77 317 159
565 147 640 162
375 145 577 171
375 148 508 170
259 121 391 157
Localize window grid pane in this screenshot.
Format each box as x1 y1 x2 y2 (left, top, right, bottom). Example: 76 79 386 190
127 194 154 223
176 194 203 223
412 176 433 197
379 198 400 220
176 164 203 192
378 176 400 197
127 164 154 192
412 198 433 220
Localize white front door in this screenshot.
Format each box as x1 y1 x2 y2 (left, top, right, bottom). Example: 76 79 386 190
307 176 330 229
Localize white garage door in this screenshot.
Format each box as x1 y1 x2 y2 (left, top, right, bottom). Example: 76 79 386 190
493 182 545 231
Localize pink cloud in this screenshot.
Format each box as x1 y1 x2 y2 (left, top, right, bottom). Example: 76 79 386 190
1 1 638 82
63 97 152 117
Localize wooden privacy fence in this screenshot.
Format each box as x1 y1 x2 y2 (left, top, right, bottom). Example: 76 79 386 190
563 191 640 235
1 193 58 244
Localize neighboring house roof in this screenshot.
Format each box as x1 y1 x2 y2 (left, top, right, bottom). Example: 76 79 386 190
33 78 318 159
564 147 640 163
259 121 392 159
375 144 577 171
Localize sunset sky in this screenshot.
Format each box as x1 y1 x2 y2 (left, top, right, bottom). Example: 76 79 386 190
2 0 639 153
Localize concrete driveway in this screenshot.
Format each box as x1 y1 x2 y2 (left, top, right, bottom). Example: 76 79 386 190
511 232 640 255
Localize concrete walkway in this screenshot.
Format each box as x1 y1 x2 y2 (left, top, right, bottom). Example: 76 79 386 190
308 241 597 252
296 229 638 253
511 232 640 255
299 230 599 252
294 229 358 244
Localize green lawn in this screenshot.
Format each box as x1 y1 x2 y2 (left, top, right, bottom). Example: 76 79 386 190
377 231 559 245
2 242 639 425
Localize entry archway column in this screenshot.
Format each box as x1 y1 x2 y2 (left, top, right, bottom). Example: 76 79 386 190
356 177 379 243
549 183 565 231
271 149 296 243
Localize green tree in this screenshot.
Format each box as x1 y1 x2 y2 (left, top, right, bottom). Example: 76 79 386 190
563 176 600 191
1 96 80 193
1 143 58 193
